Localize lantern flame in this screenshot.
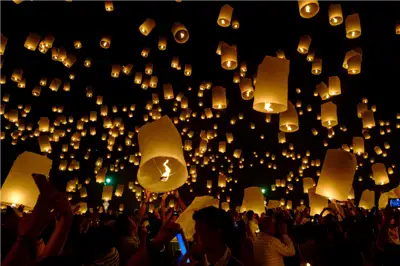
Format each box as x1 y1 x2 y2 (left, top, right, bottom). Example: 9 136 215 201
305 5 311 13
286 124 292 131
160 159 171 182
264 102 273 112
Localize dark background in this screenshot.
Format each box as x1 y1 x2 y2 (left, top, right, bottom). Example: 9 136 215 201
1 1 399 212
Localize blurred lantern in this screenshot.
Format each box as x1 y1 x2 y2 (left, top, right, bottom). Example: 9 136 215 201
24 32 41 51
232 18 240 29
134 72 143 84
311 58 322 75
172 23 189 44
218 141 226 153
240 187 265 215
276 49 286 59
105 1 113 11
328 76 341 96
357 103 368 118
0 33 7 55
278 132 286 144
80 187 87 198
374 146 383 155
11 68 23 82
308 187 328 216
218 174 227 188
221 44 237 70
321 102 338 128
102 186 113 201
38 135 51 153
303 177 315 193
362 110 375 128
297 35 311 54
298 1 319 19
307 50 315 62
359 190 375 209
73 40 82 49
111 64 121 78
233 149 242 159
163 83 174 100
212 86 227 109
139 18 156 36
279 101 299 132
352 137 364 155
100 36 111 49
346 13 361 39
122 64 133 75
184 64 192 76
328 4 343 26
217 4 234 27
372 163 389 185
343 48 362 69
158 36 167 50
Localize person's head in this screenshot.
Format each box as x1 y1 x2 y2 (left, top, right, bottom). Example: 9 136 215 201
115 213 137 237
193 206 231 253
259 216 276 235
246 210 255 221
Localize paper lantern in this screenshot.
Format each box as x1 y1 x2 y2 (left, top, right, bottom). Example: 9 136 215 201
372 163 389 185
158 36 167 50
1 152 52 209
172 23 189 44
111 64 121 78
139 18 156 36
212 86 227 109
218 141 226 153
276 49 286 59
311 58 322 75
233 149 242 159
241 187 265 215
137 116 187 192
102 186 113 201
11 68 23 82
38 117 50 132
316 149 356 200
328 4 343 26
221 202 230 212
343 49 362 69
80 187 88 198
321 102 338 128
328 76 341 96
352 137 364 155
218 174 227 188
298 1 319 19
362 110 375 129
184 64 192 76
303 177 315 193
253 56 289 114
239 78 254 100
38 135 51 153
0 33 7 55
226 133 234 143
279 101 299 132
307 50 315 62
278 132 286 144
359 190 374 209
100 36 111 49
221 44 237 70
105 1 113 11
308 187 328 216
347 55 362 75
217 4 234 27
297 35 311 54
346 13 361 39
23 32 41 51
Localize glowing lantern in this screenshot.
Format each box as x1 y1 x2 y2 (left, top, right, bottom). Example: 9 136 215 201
276 49 286 59
1 152 52 209
49 78 61 92
311 58 322 75
374 146 383 155
102 186 113 201
240 187 265 215
80 187 87 198
346 13 361 39
221 44 237 70
352 137 364 155
316 149 356 201
297 35 311 54
278 132 286 144
38 117 50 132
11 68 23 82
372 163 389 185
158 36 167 50
212 86 227 109
362 110 375 129
217 4 234 27
0 33 7 55
100 36 111 49
226 133 234 143
328 76 341 96
38 135 51 153
172 23 189 44
184 64 192 76
298 1 319 19
171 56 179 68
303 177 315 193
163 83 174 100
218 141 226 153
73 40 82 49
139 18 156 36
321 102 338 128
308 187 328 216
239 78 254 100
137 116 188 193
105 1 113 11
359 190 374 209
306 50 315 62
218 174 227 188
233 149 242 159
328 4 343 26
24 32 41 51
253 56 289 114
111 64 121 78
134 72 143 84
279 101 299 132
347 55 362 75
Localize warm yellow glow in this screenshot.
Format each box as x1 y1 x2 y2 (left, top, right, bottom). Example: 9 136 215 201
286 124 292 131
160 159 171 182
305 5 311 13
264 102 273 112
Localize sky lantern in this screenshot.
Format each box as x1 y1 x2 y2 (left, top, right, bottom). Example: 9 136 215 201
328 76 341 96
1 152 52 210
359 189 374 209
308 187 328 216
253 56 289 114
0 33 7 55
240 187 265 215
316 149 356 200
372 163 389 185
279 101 299 132
139 18 156 36
352 137 364 155
357 103 368 118
221 44 237 70
172 23 189 44
321 102 338 128
100 36 111 49
137 116 187 193
212 86 227 109
311 58 322 75
328 4 343 26
306 50 315 62
102 186 113 202
346 13 362 39
105 1 114 12
239 78 254 100
217 4 234 27
158 36 167 50
362 110 375 128
347 54 362 74
297 35 311 54
298 1 320 19
303 177 315 193
24 32 41 51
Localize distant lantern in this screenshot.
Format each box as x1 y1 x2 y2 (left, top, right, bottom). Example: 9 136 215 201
73 40 82 49
139 18 156 36
298 1 320 19
232 18 240 29
303 177 315 193
316 149 356 201
253 56 289 114
328 76 341 96
397 22 400 34
218 141 226 153
1 152 52 209
276 49 286 59
357 103 368 118
38 117 50 132
122 64 133 75
328 4 343 26
111 64 121 78
343 49 362 69
49 78 61 92
372 163 389 185
321 102 338 128
306 50 315 62
362 110 375 129
347 55 362 75
216 41 228 55
221 44 237 70
0 33 7 55
184 64 192 76
353 137 364 155
374 146 383 155
212 86 227 110
217 4 234 27
171 56 179 68
311 58 322 75
134 72 143 84
100 36 111 49
149 76 158 88
172 23 189 44
64 54 77 68
359 190 375 209
239 78 254 100
105 1 113 11
218 174 227 188
11 68 23 82
346 13 361 39
38 135 51 153
163 83 174 100
233 149 242 159
279 101 299 132
297 35 311 54
137 116 188 193
278 132 286 144
102 186 113 201
158 36 167 50
24 32 41 51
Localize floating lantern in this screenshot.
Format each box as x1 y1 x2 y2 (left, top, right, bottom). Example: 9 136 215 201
172 23 189 44
253 56 289 114
24 32 41 51
11 68 23 82
221 44 237 70
297 35 311 54
298 1 320 19
241 187 265 215
73 40 82 49
346 13 361 39
308 187 328 216
303 177 315 193
100 36 111 49
218 141 226 153
372 163 389 185
139 18 156 36
347 55 362 74
311 58 322 75
316 149 356 200
352 137 364 154
279 101 299 132
276 49 286 59
158 36 167 50
137 116 188 193
105 1 113 11
233 149 242 159
184 64 192 76
328 4 343 26
217 4 234 27
111 64 121 78
212 86 227 109
359 190 374 209
321 102 338 128
102 186 113 201
306 50 315 62
239 78 254 100
278 132 286 143
0 33 7 55
362 110 375 128
328 76 341 96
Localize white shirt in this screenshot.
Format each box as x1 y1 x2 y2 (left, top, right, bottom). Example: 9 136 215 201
204 246 230 266
253 232 296 266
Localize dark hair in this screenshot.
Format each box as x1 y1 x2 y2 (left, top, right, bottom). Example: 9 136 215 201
115 213 131 237
246 210 254 221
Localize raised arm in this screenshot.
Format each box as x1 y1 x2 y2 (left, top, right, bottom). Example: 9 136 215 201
174 190 186 212
138 190 151 220
160 193 168 224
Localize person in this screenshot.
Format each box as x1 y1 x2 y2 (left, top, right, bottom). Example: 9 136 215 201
115 213 140 266
180 206 243 266
253 216 295 266
245 210 259 240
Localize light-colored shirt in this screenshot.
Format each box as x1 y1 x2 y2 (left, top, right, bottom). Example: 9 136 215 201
253 232 295 266
248 220 259 240
204 246 230 266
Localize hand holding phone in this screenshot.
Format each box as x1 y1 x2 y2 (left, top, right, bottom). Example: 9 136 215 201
176 230 191 264
389 198 400 208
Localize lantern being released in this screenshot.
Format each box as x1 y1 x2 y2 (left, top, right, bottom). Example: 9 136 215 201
308 187 328 216
359 190 375 210
1 152 52 209
137 116 188 193
372 163 390 185
298 1 320 19
253 56 289 114
279 101 299 132
240 187 265 215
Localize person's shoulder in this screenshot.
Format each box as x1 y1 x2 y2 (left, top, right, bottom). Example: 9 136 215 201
227 256 244 266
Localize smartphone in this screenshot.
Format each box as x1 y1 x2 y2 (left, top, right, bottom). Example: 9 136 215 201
176 231 190 264
389 198 400 208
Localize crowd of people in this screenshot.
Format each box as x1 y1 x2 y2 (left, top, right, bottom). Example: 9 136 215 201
1 175 399 266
